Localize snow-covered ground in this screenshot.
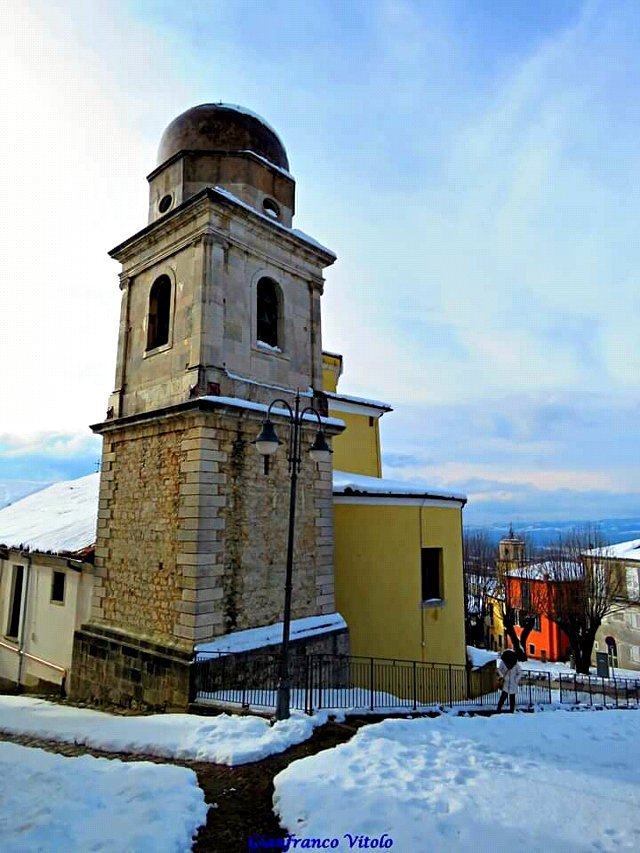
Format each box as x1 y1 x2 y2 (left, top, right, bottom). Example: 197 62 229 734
468 646 640 682
0 741 207 852
274 709 640 852
0 696 329 765
523 657 640 681
201 688 437 715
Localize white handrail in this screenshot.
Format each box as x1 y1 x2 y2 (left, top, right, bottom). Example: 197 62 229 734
0 639 66 676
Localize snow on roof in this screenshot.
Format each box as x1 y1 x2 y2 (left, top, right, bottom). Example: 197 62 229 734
212 186 336 258
200 394 344 428
325 391 393 412
505 560 584 580
0 473 99 555
216 103 286 149
195 612 347 657
333 470 466 502
237 148 293 179
585 539 640 561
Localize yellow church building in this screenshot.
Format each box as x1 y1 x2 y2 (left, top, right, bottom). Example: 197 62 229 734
323 352 467 667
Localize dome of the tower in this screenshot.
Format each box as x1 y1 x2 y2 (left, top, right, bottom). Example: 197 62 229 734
157 103 289 171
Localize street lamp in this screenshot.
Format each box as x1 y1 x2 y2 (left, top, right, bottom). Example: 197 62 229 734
253 390 332 720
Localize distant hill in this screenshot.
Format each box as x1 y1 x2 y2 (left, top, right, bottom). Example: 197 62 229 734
465 518 640 548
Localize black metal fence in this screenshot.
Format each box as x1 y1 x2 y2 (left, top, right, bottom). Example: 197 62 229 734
190 651 640 714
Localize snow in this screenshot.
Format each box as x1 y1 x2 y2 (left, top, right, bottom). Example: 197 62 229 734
0 741 207 852
289 228 336 257
212 186 336 258
506 559 584 580
199 688 433 715
195 612 347 656
522 657 640 682
466 645 498 668
0 696 327 766
274 709 640 852
587 538 640 560
200 394 344 428
333 470 467 502
257 339 283 353
465 647 640 683
0 473 99 553
237 148 293 178
213 103 286 150
325 390 393 411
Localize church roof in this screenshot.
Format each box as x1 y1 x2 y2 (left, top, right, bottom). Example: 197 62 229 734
157 103 290 171
333 470 466 503
0 474 99 555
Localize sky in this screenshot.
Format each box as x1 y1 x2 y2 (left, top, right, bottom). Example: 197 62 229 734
0 0 639 523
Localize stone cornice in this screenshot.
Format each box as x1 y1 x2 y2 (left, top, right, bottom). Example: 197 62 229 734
109 187 335 279
91 396 346 436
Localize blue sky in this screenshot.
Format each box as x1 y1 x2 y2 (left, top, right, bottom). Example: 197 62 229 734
1 0 639 523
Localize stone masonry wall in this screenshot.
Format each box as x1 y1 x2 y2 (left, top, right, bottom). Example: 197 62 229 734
70 625 192 711
93 419 186 645
91 403 336 653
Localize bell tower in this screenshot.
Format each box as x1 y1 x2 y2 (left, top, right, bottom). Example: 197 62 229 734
71 104 342 709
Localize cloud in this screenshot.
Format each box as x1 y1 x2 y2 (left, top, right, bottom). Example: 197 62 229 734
1 0 639 522
0 431 100 487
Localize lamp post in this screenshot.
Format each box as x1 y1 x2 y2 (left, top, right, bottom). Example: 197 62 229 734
253 390 332 720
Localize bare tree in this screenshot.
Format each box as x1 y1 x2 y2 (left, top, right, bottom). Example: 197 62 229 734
529 527 625 674
496 531 539 661
463 530 497 647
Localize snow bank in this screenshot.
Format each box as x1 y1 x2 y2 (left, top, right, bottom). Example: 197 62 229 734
0 741 207 852
0 697 328 766
274 709 640 852
466 645 498 668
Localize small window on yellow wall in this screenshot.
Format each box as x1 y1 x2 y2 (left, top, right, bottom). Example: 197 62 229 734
146 275 171 350
421 548 443 601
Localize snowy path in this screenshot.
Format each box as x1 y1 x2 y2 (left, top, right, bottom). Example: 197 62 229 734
0 696 329 765
0 741 207 852
275 709 640 852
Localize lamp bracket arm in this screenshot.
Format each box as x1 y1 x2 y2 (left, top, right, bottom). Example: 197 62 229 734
266 398 294 421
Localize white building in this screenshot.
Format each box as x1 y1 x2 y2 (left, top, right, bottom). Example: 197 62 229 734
0 475 98 693
590 538 640 671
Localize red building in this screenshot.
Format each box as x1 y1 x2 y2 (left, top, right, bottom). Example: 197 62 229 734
504 570 572 662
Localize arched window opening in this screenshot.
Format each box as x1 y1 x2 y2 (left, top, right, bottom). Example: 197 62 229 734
146 275 171 350
256 277 281 349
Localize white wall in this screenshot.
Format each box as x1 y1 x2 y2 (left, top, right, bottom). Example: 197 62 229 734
0 555 93 689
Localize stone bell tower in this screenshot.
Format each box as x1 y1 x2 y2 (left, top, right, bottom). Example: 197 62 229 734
70 104 342 709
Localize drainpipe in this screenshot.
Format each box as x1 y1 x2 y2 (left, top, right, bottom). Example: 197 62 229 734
16 552 32 691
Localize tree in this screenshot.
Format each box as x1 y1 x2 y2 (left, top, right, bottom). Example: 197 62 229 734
496 530 539 661
528 527 625 674
463 530 497 647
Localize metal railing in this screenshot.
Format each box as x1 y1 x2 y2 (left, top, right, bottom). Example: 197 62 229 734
191 651 640 714
0 638 67 691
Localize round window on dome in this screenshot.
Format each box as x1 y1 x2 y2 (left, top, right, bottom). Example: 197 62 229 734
158 194 173 214
262 197 280 220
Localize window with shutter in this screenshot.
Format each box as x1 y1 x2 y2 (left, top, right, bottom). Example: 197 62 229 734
626 567 640 601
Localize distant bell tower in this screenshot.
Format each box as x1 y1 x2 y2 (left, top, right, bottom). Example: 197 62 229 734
71 104 342 709
498 524 526 568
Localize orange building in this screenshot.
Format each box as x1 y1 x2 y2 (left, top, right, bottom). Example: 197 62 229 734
496 535 572 662
504 571 572 662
